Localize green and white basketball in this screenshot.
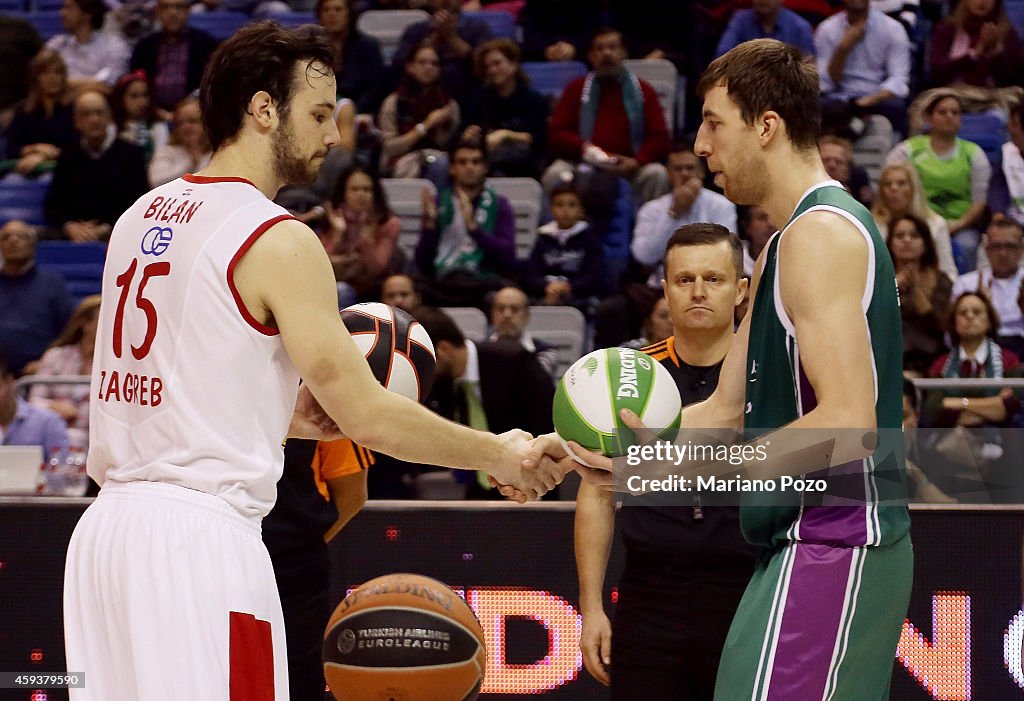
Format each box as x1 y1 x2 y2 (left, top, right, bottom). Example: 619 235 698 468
552 347 682 458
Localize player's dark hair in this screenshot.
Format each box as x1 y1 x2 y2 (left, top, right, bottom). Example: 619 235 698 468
697 38 820 151
413 307 465 348
200 21 336 151
664 223 744 278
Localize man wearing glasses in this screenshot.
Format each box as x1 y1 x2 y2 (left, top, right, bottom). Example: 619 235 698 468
952 218 1024 359
130 0 218 118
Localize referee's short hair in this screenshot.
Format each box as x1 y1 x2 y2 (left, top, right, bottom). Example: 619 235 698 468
663 223 744 278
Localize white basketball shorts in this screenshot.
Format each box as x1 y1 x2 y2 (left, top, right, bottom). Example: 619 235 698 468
64 481 289 701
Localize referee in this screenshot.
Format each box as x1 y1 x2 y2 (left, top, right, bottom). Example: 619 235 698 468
575 223 758 700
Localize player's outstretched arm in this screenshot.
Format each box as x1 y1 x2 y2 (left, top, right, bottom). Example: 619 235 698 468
574 480 615 685
233 218 552 500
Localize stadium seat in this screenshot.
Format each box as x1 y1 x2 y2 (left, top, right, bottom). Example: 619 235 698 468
35 241 106 303
23 11 63 39
486 178 543 260
527 306 586 378
267 10 316 27
0 179 49 227
959 112 1007 170
381 177 435 260
853 114 895 188
624 58 678 135
464 10 516 39
442 306 487 342
1006 0 1024 40
31 0 61 10
521 61 587 106
356 9 429 64
188 11 249 41
0 0 25 11
486 177 542 205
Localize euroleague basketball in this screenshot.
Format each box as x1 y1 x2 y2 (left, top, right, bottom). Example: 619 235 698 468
553 347 682 458
323 573 486 701
340 303 436 402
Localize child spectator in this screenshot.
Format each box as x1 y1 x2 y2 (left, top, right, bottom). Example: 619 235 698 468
525 184 603 307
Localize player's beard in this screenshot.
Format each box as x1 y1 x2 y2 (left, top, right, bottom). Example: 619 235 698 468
271 117 321 185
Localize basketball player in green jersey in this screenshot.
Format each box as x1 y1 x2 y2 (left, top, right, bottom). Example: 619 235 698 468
520 38 913 699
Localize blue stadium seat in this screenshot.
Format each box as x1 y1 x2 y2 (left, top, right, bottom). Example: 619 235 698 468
267 10 315 27
0 179 49 227
188 11 249 41
35 241 106 301
0 0 26 11
32 0 63 10
1006 0 1024 40
959 112 1007 170
23 11 63 39
521 61 587 104
464 10 516 39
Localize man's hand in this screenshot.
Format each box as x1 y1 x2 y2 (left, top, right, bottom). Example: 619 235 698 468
670 176 702 217
580 610 612 685
484 429 554 503
455 188 477 232
288 384 344 440
608 155 639 179
545 41 576 61
421 187 438 228
840 19 867 50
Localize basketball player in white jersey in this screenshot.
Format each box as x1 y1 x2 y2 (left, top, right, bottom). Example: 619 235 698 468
64 22 566 701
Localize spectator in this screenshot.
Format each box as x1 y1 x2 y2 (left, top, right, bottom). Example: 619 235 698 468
872 161 959 279
28 294 100 440
44 90 149 241
988 100 1024 226
928 0 1023 89
378 42 460 186
928 291 1020 425
815 0 912 137
414 138 516 305
886 90 992 272
519 0 607 62
464 38 549 177
525 183 603 307
488 286 559 375
129 0 219 117
0 16 43 122
544 28 670 206
716 0 816 58
381 273 423 313
887 213 953 375
148 97 210 187
0 221 74 376
110 70 169 163
951 217 1024 358
818 134 875 207
0 349 70 464
46 0 130 94
738 204 777 277
414 305 555 496
631 142 737 281
621 294 672 349
3 49 76 179
608 0 698 73
319 164 402 306
317 0 388 116
392 0 492 110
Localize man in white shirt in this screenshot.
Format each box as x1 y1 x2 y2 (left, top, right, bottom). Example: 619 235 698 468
952 218 1024 359
631 142 737 281
46 0 129 94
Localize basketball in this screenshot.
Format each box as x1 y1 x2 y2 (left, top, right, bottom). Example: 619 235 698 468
322 573 486 701
340 303 436 402
552 347 681 458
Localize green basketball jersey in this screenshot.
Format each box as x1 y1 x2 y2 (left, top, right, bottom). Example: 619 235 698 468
742 182 910 549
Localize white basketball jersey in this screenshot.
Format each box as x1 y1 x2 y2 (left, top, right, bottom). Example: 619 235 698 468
88 174 301 519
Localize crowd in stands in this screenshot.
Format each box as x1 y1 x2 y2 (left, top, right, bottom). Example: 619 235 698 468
1 0 1023 500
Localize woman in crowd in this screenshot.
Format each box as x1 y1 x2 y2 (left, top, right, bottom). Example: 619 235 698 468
319 164 402 306
148 97 211 187
887 213 954 376
317 0 389 115
378 42 460 187
28 295 101 441
110 70 168 163
464 38 549 177
4 49 76 179
929 0 1023 89
872 162 958 279
885 91 992 272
